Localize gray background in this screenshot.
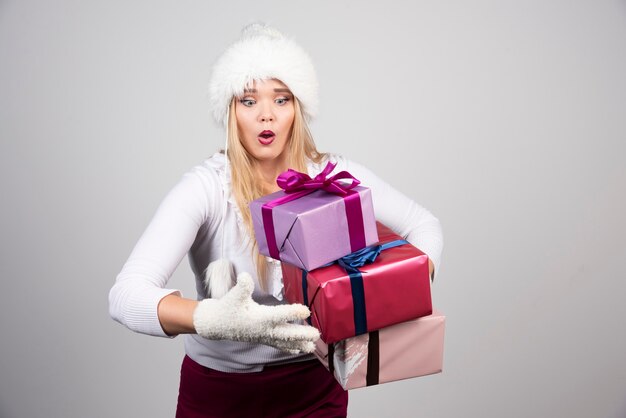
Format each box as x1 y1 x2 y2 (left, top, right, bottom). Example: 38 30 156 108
1 1 625 417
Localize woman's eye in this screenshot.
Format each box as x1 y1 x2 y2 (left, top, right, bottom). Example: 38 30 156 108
239 98 255 107
275 97 290 105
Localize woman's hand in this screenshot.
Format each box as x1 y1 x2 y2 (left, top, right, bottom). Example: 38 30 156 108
193 273 320 354
429 259 435 281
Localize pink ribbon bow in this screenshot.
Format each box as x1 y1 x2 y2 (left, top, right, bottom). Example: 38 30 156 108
261 161 366 260
276 162 361 196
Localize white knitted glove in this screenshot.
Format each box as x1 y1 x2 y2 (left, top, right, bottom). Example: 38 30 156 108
193 272 320 354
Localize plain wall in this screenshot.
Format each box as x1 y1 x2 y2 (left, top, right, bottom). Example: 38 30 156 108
1 1 625 417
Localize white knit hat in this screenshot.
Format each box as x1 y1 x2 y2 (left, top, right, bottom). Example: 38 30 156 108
208 23 319 127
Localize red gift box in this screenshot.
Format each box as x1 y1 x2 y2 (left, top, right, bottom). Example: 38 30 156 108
282 222 432 343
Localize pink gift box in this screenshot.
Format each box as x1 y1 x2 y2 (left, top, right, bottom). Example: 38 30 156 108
282 222 432 343
249 185 378 271
313 310 445 390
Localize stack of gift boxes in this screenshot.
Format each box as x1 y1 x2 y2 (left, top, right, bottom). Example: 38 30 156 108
249 162 445 390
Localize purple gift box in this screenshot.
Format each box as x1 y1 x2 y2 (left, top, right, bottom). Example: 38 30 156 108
249 162 379 271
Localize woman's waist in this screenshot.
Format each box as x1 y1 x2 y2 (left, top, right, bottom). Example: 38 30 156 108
184 334 313 373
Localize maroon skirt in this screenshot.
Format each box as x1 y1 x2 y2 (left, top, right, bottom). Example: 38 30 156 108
176 355 348 418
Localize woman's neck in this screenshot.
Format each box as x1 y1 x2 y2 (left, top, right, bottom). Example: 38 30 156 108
254 157 290 194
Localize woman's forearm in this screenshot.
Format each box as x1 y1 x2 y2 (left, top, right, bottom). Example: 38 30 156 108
157 293 199 336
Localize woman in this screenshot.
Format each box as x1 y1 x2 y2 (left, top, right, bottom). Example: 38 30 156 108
109 23 443 417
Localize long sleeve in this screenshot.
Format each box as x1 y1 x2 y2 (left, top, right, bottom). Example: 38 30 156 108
332 155 444 276
108 167 220 337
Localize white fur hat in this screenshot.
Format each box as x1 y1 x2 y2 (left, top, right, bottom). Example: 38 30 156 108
208 23 319 127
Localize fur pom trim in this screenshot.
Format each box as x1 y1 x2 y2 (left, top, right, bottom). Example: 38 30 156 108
204 258 236 298
208 23 319 127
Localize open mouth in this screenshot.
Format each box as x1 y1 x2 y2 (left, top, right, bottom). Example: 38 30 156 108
258 130 275 145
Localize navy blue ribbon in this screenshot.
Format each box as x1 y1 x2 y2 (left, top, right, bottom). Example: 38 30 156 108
301 270 311 325
336 239 407 271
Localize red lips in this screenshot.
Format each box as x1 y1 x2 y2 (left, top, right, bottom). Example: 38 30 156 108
258 130 275 145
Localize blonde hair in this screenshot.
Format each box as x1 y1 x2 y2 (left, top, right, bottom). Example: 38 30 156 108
227 96 326 289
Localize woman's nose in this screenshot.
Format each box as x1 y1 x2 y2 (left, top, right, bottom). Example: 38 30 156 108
258 103 274 123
